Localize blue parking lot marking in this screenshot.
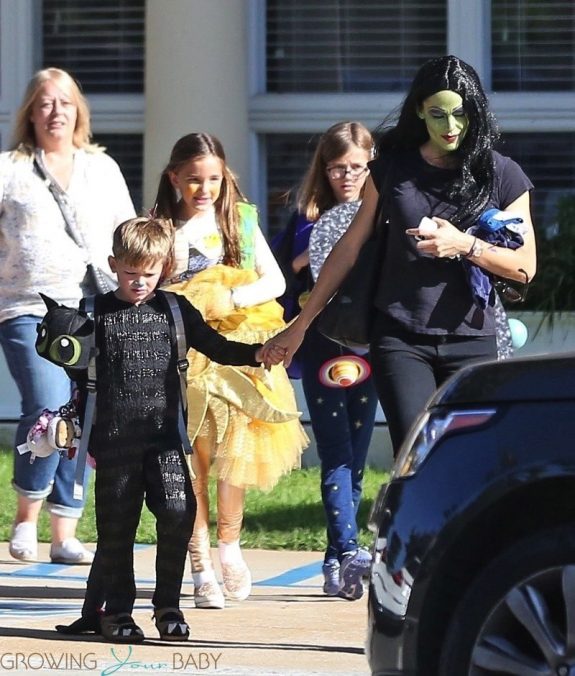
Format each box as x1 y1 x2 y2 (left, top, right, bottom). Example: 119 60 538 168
257 561 322 587
0 553 324 590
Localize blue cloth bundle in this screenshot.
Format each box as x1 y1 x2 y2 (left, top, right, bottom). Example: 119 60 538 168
464 208 525 308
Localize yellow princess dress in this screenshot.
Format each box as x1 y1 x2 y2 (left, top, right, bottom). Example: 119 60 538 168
165 264 308 491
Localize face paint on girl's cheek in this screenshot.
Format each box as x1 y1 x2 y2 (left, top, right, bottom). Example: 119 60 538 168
420 90 469 153
171 155 224 219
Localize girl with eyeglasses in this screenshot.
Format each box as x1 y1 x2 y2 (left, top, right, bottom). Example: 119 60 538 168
265 56 536 457
274 121 379 600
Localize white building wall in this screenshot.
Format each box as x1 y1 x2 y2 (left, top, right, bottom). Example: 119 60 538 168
143 0 251 207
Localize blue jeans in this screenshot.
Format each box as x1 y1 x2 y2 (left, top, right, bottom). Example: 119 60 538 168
0 315 88 517
301 325 378 563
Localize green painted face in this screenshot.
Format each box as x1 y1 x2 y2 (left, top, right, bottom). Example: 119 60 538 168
418 90 469 153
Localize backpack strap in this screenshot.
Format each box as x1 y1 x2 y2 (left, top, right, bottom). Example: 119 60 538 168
73 295 97 500
159 291 193 455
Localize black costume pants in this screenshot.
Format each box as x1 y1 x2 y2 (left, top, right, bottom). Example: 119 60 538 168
370 322 496 456
94 445 195 616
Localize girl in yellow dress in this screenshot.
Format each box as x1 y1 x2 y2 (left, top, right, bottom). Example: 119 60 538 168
155 132 308 609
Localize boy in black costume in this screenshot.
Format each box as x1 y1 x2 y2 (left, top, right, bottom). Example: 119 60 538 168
38 217 284 642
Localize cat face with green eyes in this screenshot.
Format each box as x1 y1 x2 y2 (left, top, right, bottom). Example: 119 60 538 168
35 293 94 374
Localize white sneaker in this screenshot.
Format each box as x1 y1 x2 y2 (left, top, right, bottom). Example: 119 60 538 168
322 559 341 596
50 538 94 565
9 522 38 562
194 579 225 609
221 561 252 601
339 548 372 601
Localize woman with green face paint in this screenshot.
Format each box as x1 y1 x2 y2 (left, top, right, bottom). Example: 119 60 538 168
417 89 469 154
263 55 536 455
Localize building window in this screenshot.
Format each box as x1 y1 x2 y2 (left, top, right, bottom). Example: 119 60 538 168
42 0 145 94
492 0 575 92
266 133 321 235
266 0 446 93
39 1 145 211
497 132 575 232
94 133 144 212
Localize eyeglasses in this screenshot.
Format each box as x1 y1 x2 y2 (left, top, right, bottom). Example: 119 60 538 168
326 164 368 180
494 268 530 304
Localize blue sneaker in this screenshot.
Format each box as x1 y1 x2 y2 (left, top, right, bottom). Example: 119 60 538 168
322 559 340 596
339 548 372 600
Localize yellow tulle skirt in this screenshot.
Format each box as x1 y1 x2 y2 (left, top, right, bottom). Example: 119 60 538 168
164 265 308 491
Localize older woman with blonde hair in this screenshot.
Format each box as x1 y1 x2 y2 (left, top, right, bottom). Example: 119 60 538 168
0 67 135 564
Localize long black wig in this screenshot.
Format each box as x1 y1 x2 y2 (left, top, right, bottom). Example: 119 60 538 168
376 55 500 226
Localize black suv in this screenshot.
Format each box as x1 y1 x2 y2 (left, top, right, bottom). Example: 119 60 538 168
367 352 575 676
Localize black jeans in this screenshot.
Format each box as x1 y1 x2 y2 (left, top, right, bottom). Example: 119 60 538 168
95 445 195 616
370 322 496 455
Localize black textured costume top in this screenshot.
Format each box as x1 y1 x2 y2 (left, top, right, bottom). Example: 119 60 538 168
88 291 260 456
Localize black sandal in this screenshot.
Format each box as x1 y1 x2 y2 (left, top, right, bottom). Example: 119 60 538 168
55 613 101 635
153 607 190 641
100 613 144 644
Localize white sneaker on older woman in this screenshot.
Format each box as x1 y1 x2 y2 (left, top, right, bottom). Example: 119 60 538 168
9 522 38 562
50 537 94 565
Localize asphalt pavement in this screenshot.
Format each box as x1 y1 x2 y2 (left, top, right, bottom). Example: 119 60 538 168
0 543 370 676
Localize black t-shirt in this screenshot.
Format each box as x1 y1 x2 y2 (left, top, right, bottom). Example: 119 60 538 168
368 149 533 336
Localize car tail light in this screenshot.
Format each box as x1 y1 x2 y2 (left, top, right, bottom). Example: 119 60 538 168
393 408 496 478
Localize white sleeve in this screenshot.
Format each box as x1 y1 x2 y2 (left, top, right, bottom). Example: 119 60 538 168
0 153 9 210
230 226 286 307
80 152 136 272
107 155 137 224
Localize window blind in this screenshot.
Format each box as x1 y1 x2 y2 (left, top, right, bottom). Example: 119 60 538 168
42 0 145 94
492 1 575 91
266 133 321 235
94 133 144 213
266 0 446 93
497 132 575 232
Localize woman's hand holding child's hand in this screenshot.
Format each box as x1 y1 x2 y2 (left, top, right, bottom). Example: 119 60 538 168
262 320 307 369
256 342 287 370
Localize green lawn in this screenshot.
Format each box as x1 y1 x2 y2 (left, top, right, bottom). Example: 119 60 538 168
0 450 389 550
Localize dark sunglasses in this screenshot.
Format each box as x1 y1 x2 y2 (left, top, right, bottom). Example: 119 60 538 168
494 268 529 304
